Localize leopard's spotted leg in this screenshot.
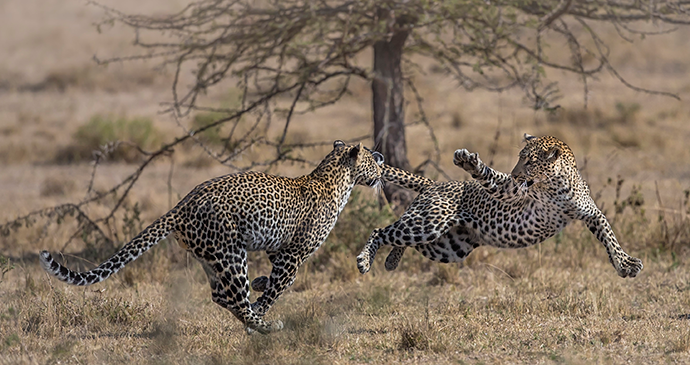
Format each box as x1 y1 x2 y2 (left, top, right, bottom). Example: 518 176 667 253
250 276 269 293
379 165 435 272
250 239 314 317
453 149 526 201
191 216 281 334
581 203 643 278
357 193 460 274
384 225 481 271
209 239 283 334
381 164 434 193
384 248 406 271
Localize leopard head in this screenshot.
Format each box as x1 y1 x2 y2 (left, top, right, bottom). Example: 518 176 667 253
331 140 383 189
510 134 577 187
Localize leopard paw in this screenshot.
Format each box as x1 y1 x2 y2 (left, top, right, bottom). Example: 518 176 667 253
356 250 372 274
384 248 405 271
251 276 269 292
616 255 643 278
246 320 283 335
453 149 483 175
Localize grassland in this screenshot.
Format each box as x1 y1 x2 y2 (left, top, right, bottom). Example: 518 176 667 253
1 0 690 364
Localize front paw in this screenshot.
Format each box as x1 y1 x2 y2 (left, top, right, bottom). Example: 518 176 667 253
453 149 483 175
356 250 372 274
616 255 643 278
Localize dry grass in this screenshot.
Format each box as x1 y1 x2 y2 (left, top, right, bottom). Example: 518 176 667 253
1 0 690 364
1 223 690 364
1 187 690 364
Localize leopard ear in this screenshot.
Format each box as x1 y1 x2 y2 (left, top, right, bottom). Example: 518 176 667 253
546 145 561 162
349 143 362 160
372 151 384 165
523 133 536 142
333 140 346 149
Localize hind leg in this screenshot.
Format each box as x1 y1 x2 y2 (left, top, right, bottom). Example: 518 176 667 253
357 198 461 274
195 233 282 334
250 248 309 317
413 225 480 264
384 226 480 271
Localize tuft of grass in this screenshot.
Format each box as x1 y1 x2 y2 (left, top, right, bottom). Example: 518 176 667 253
0 255 13 284
546 101 641 127
40 176 76 197
451 111 464 129
398 323 430 351
191 112 229 146
54 114 162 163
669 329 690 353
427 263 461 286
364 285 392 315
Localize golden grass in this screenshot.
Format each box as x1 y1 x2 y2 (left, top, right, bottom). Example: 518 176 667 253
1 0 690 364
1 187 690 364
1 228 689 364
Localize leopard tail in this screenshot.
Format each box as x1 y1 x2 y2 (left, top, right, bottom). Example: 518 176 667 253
39 210 176 286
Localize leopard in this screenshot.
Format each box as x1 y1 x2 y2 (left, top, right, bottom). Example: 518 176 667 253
357 134 643 279
39 141 384 334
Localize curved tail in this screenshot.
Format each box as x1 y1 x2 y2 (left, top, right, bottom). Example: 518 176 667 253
39 212 176 286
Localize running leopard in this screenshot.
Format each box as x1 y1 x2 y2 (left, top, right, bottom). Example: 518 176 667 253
40 141 383 334
357 134 642 278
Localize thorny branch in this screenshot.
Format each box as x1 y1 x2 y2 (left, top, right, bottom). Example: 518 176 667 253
2 0 688 251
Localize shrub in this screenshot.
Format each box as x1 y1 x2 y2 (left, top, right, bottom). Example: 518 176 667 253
55 115 162 163
191 112 227 146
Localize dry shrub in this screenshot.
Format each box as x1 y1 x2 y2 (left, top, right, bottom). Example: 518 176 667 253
398 322 430 351
40 176 76 197
17 66 162 93
547 101 642 127
54 114 163 164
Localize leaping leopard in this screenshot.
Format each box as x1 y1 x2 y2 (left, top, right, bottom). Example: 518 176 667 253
357 134 643 279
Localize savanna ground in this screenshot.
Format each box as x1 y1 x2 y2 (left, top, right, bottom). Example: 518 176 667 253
1 1 690 364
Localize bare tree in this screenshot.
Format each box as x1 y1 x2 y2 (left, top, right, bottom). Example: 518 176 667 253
2 0 688 251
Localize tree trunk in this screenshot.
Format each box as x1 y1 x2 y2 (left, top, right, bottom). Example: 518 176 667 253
372 23 414 210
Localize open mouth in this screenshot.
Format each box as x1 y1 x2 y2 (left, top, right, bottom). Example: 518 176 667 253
366 178 383 194
517 178 536 190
